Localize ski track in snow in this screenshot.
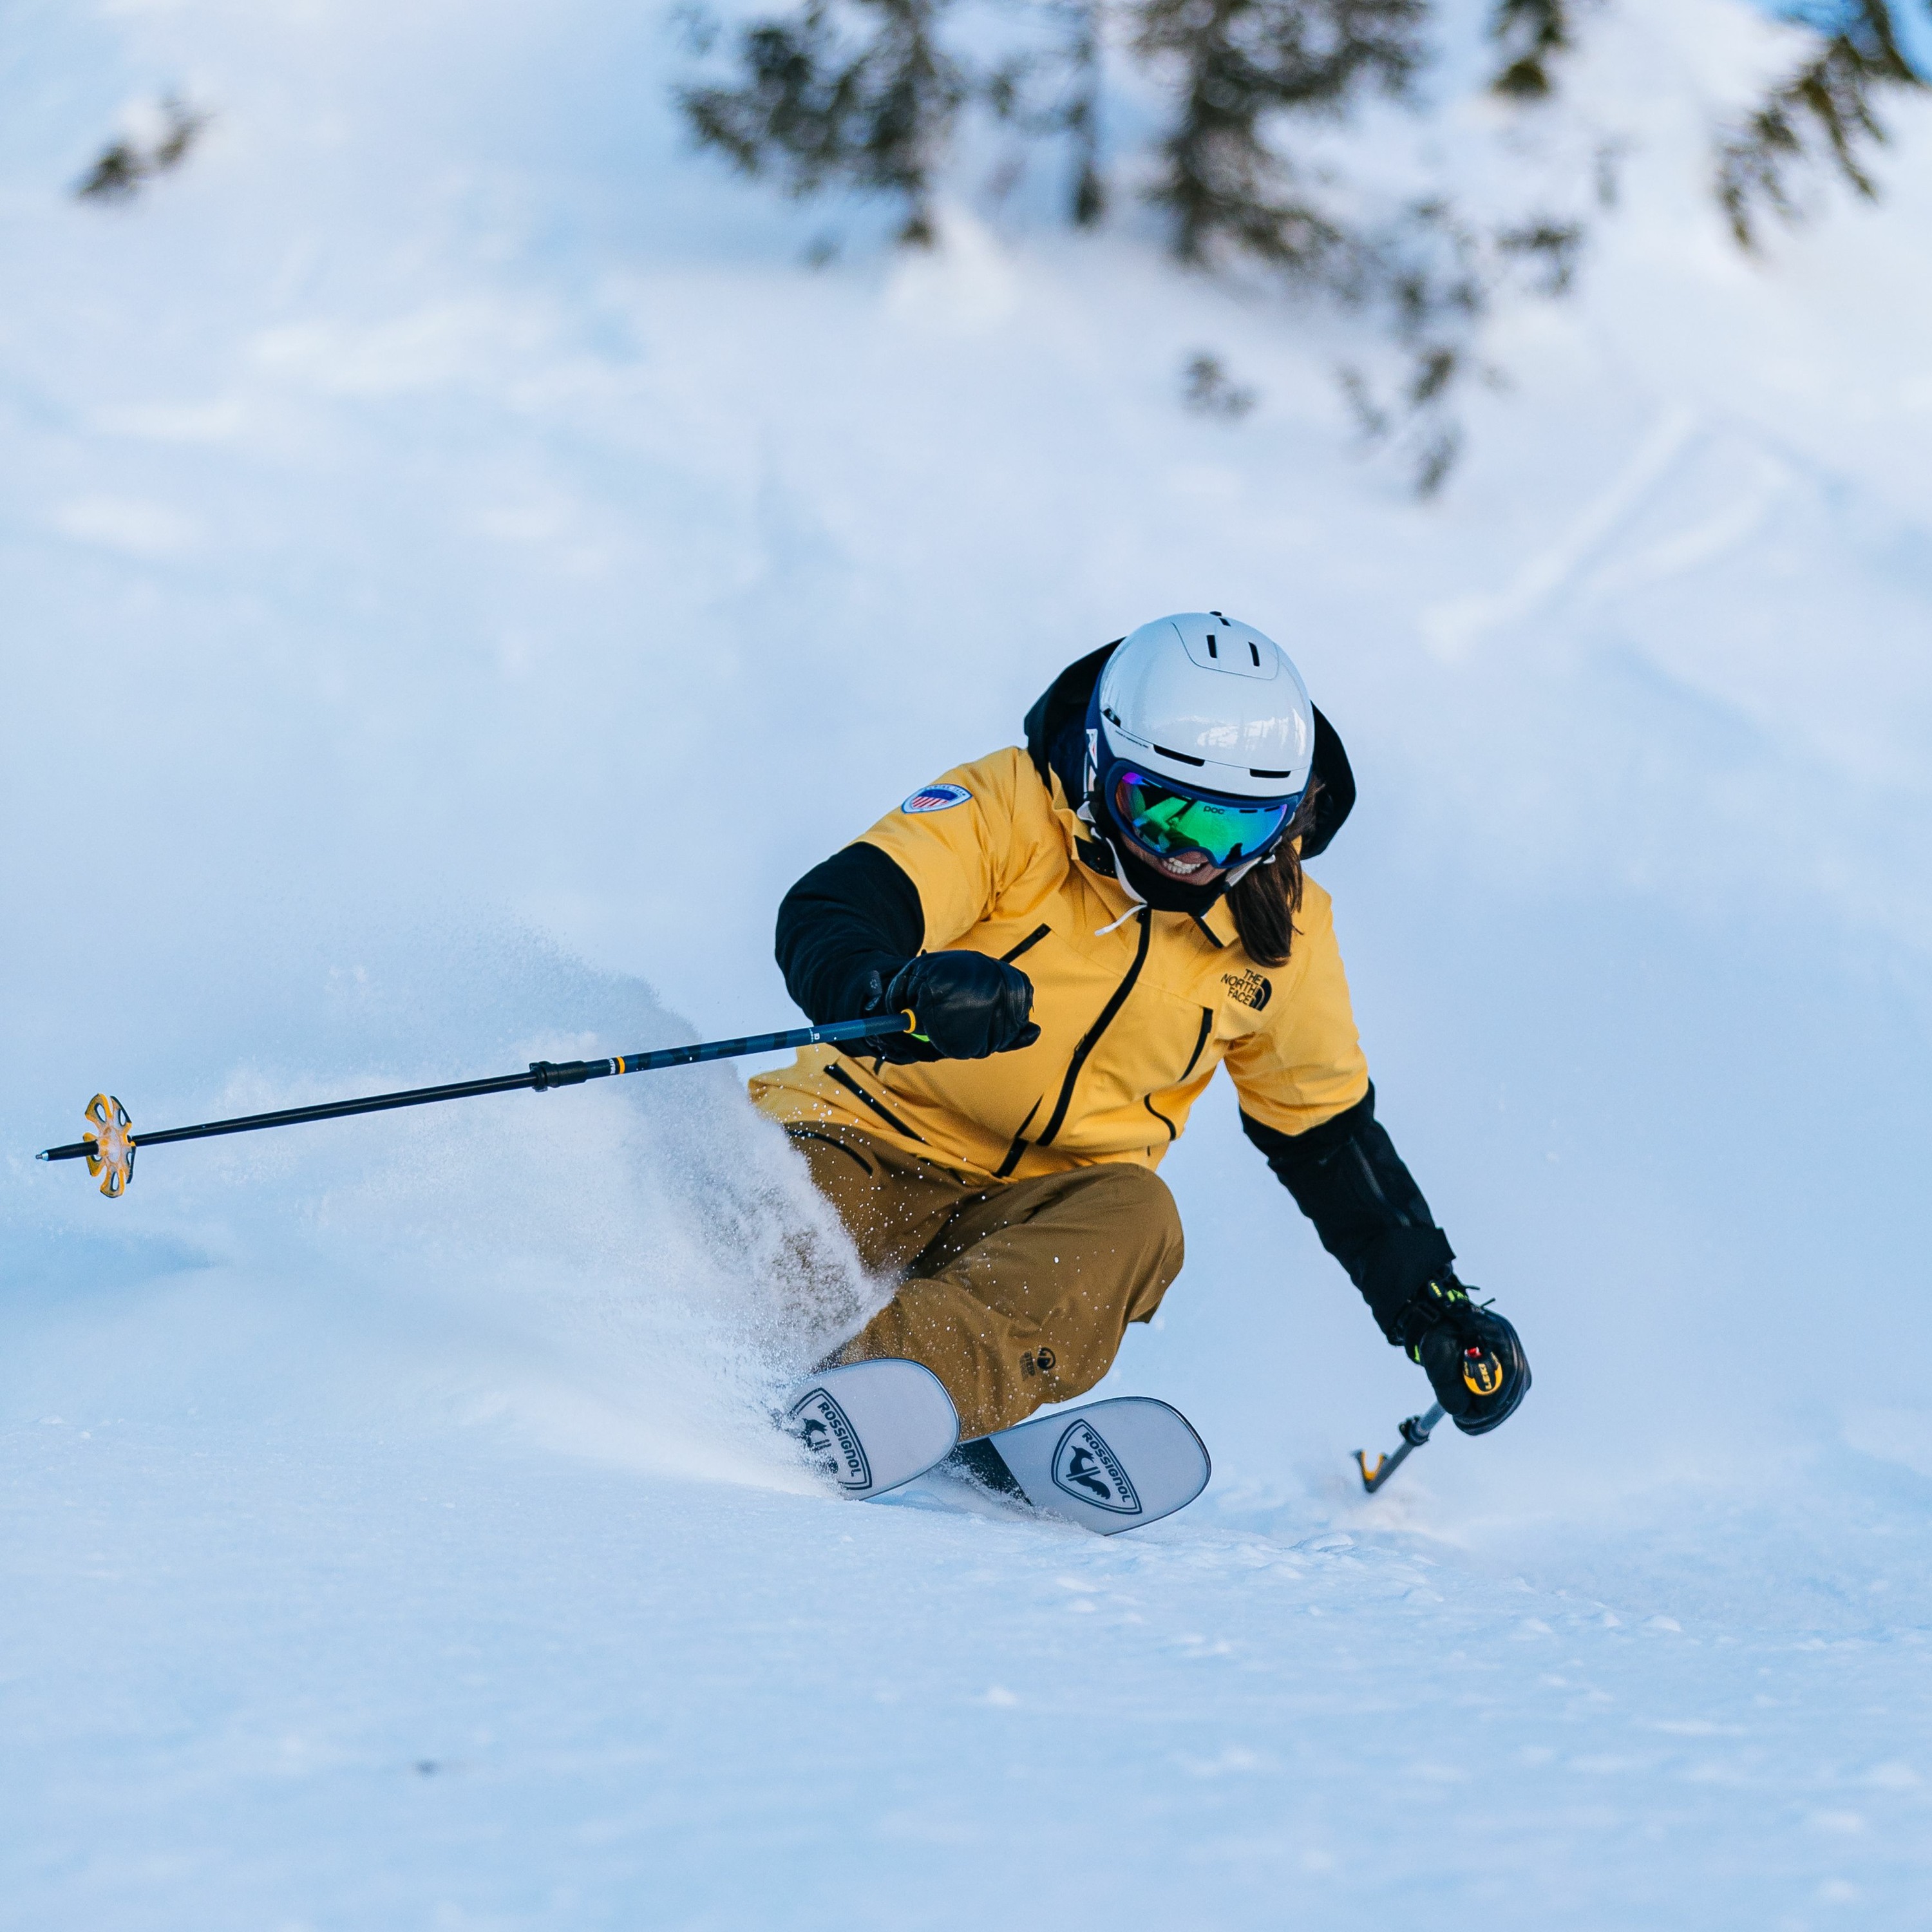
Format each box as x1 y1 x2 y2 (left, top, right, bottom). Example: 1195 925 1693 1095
5 0 1932 1924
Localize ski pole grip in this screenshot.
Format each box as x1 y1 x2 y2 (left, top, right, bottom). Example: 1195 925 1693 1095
529 1059 596 1090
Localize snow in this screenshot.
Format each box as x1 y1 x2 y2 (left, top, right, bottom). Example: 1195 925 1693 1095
5 0 1932 1924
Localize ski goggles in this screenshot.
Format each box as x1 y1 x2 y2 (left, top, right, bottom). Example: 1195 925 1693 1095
1106 764 1302 869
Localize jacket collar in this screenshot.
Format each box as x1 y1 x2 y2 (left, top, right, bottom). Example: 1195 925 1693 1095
1043 764 1238 947
1196 896 1238 948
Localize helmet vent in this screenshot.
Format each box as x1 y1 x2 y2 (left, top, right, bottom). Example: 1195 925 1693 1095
1106 611 1313 796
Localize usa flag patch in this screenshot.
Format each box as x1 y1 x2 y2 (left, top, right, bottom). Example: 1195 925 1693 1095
902 782 972 813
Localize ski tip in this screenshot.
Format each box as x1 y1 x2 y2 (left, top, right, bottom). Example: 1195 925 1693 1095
784 1356 960 1502
1083 1394 1213 1488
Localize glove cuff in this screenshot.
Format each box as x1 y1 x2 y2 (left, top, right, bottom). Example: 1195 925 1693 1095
1392 1271 1473 1358
1357 1227 1457 1344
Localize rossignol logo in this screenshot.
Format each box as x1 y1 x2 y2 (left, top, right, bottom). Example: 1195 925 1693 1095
1051 1419 1142 1515
902 782 972 814
1222 969 1273 1012
788 1387 872 1493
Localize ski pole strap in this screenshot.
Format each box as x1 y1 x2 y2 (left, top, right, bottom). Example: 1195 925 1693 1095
37 1010 915 1171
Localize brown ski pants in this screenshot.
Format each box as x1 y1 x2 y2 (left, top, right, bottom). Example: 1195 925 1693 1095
788 1124 1186 1441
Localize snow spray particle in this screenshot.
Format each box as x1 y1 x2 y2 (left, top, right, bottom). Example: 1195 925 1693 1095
20 908 887 1489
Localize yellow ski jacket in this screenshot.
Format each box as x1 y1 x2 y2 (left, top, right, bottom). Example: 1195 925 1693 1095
749 744 1370 1182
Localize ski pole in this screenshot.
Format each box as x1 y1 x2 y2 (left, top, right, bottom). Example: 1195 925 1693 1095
1353 1402 1444 1494
38 1010 918 1198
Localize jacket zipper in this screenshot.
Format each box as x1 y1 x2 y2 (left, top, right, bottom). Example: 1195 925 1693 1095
1181 1006 1213 1081
994 1097 1043 1178
1036 909 1151 1147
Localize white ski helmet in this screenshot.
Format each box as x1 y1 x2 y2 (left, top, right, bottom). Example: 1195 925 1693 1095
1094 612 1315 802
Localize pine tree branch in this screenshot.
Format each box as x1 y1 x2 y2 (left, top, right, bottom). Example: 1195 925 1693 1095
679 0 969 243
1489 0 1574 100
983 0 1108 224
1132 0 1426 271
75 96 209 202
1717 1 1925 250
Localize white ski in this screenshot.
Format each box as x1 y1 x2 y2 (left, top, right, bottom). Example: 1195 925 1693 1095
954 1396 1211 1535
784 1358 960 1501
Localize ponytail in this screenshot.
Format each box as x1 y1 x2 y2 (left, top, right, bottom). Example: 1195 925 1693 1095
1228 784 1323 969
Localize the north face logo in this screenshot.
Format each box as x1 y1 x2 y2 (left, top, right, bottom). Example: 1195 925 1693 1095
1222 969 1273 1011
1051 1420 1142 1515
788 1387 872 1493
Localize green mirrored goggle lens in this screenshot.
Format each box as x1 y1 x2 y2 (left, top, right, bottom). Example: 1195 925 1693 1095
1113 770 1293 867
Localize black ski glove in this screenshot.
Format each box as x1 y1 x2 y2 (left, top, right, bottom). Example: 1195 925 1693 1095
1394 1274 1531 1435
862 952 1041 1063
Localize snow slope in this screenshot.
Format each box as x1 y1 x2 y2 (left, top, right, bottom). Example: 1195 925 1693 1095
5 1 1932 1924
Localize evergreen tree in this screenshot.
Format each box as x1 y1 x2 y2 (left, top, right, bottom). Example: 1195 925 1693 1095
1489 0 1573 99
1718 1 1926 249
1130 0 1426 274
984 0 1108 224
75 96 207 202
676 0 1600 492
677 0 1584 492
685 2 1847 494
679 0 968 243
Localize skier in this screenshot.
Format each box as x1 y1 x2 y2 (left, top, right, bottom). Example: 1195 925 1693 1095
751 614 1528 1462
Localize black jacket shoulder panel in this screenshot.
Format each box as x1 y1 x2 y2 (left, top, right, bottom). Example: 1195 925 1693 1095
1022 643 1356 853
775 842 925 1027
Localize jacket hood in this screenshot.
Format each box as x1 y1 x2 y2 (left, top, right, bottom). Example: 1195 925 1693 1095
1022 641 1356 861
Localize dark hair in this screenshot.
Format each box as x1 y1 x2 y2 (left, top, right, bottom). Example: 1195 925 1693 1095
1229 784 1323 968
